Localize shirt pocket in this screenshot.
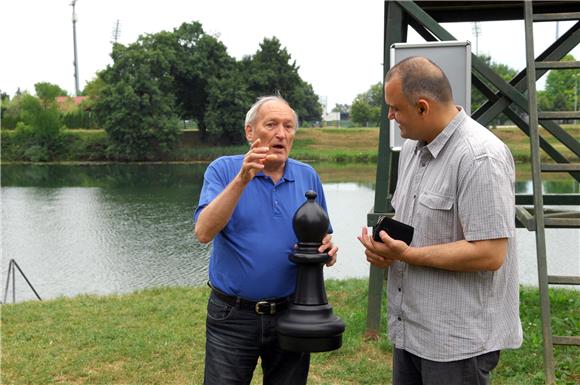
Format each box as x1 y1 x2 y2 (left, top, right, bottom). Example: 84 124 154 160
416 191 455 243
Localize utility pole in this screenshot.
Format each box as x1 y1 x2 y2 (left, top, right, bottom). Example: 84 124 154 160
111 20 121 44
71 0 80 96
472 22 481 55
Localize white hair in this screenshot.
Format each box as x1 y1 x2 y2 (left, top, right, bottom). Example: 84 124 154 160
244 95 299 128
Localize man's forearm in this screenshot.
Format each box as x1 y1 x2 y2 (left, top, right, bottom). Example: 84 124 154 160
401 238 508 272
194 175 247 243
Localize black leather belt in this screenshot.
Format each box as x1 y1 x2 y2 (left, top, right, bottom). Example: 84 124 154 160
209 283 289 315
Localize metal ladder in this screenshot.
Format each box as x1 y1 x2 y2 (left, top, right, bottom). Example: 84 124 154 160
521 2 580 384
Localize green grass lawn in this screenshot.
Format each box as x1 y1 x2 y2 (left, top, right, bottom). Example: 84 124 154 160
1 280 578 385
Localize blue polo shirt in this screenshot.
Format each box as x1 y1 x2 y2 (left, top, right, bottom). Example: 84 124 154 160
194 155 331 301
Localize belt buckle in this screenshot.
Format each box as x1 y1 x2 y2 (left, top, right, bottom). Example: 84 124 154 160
255 300 275 315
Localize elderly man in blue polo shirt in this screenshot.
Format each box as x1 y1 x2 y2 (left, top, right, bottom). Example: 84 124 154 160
194 95 337 385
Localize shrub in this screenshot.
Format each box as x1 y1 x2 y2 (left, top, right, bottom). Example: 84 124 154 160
12 95 66 161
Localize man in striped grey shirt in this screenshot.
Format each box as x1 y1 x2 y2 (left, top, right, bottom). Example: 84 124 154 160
358 56 522 385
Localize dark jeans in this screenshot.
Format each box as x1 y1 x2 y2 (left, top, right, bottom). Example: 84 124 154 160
203 291 310 385
393 348 501 385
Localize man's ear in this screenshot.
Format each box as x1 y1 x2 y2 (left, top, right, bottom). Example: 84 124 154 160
245 124 254 143
417 99 429 115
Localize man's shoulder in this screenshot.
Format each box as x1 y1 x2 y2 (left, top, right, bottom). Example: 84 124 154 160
287 158 318 175
456 119 511 161
210 154 244 165
206 155 244 179
208 154 243 169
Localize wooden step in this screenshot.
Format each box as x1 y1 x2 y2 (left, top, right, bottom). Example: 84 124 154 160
515 206 580 230
548 275 580 285
541 163 580 172
552 336 580 346
538 111 580 120
533 12 580 22
535 61 580 70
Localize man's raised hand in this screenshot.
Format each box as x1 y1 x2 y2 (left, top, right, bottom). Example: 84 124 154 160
239 139 268 184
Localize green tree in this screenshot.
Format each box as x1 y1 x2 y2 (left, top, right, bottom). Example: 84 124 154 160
94 22 322 149
350 82 382 127
139 22 237 139
332 104 350 113
1 93 24 129
537 54 579 113
82 73 107 99
34 82 68 103
14 93 65 161
240 37 322 124
1 92 10 128
472 54 518 124
204 72 251 144
95 42 180 160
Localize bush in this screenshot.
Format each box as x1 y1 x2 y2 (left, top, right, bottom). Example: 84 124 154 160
60 131 110 161
11 95 66 161
23 145 50 162
62 109 97 129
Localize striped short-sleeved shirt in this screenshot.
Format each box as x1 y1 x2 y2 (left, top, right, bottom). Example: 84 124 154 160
388 108 523 362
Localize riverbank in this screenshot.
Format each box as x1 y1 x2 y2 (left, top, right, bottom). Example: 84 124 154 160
2 125 579 168
1 280 578 385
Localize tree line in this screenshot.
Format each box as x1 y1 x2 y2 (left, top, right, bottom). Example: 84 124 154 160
1 20 577 161
1 21 321 161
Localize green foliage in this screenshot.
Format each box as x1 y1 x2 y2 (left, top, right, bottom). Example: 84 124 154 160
1 92 25 129
95 21 248 154
168 23 237 138
11 94 65 161
332 103 351 113
59 130 110 160
62 108 96 129
34 82 68 101
538 54 579 113
240 37 323 123
351 82 382 127
472 54 518 125
1 92 14 128
82 73 107 98
95 42 180 160
203 73 251 144
93 22 322 149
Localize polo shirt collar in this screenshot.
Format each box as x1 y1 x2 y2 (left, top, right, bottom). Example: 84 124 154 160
415 106 465 159
281 160 296 182
255 159 296 183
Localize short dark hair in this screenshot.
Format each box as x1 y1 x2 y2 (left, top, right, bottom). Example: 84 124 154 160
385 56 453 104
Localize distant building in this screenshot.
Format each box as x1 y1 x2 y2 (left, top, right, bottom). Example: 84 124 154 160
322 111 351 128
55 96 88 107
323 111 340 122
55 96 90 113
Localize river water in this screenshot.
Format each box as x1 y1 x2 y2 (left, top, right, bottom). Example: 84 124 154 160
1 163 578 302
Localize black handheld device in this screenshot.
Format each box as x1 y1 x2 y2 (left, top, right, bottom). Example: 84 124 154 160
372 216 414 245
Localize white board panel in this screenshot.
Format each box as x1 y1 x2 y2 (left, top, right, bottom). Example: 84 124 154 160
389 41 472 150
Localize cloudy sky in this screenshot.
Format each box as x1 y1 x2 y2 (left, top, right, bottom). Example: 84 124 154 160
1 0 577 110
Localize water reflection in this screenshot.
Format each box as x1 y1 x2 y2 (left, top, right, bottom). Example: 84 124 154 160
516 180 580 194
1 163 578 302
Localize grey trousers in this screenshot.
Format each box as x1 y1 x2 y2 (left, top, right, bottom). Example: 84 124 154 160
393 348 501 385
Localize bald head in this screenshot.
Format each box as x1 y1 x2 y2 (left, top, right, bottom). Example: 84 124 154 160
385 56 453 105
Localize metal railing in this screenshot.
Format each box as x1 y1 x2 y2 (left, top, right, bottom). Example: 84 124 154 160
2 259 42 304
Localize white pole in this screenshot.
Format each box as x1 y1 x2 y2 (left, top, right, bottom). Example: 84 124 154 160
71 0 80 96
